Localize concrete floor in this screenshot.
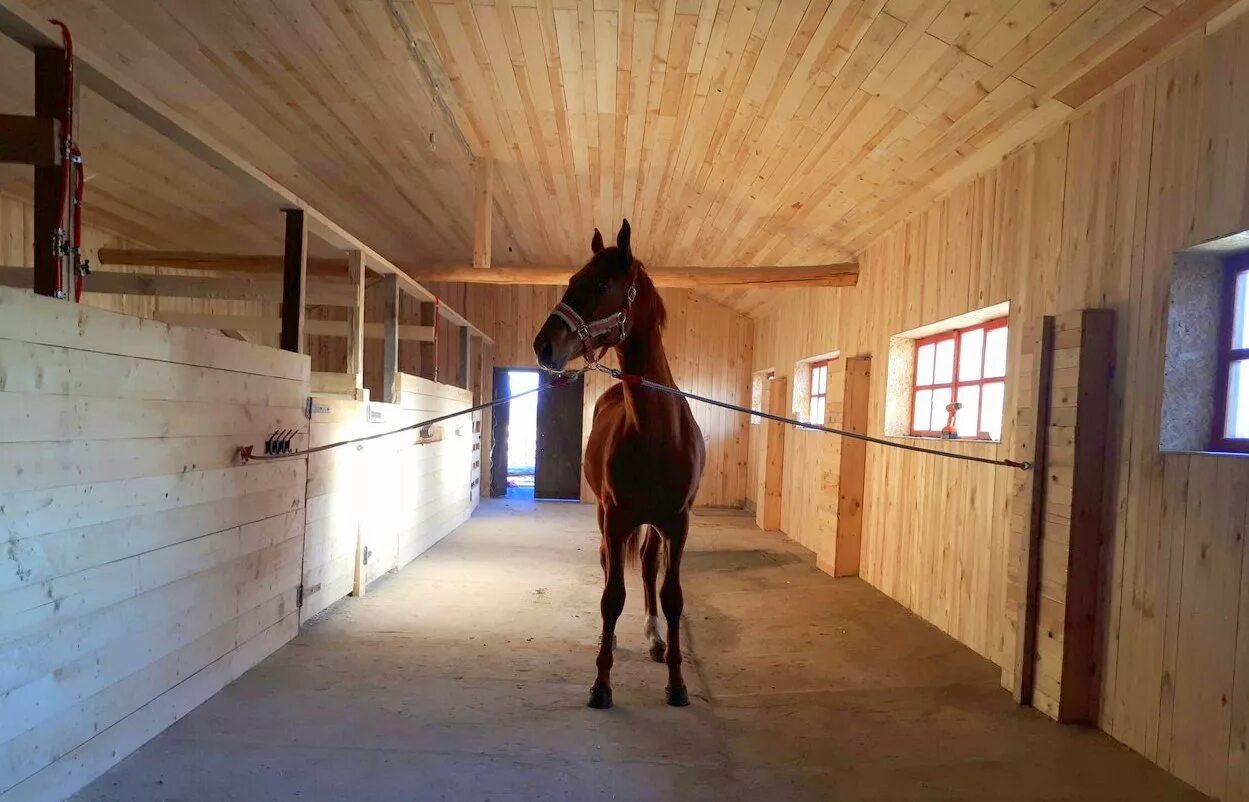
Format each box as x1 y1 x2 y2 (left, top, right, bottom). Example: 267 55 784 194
75 498 1206 802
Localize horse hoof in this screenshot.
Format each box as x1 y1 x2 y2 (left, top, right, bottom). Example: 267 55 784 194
666 685 690 707
649 641 667 663
588 685 613 710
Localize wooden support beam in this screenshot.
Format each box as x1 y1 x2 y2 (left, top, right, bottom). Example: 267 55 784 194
0 113 59 165
381 274 399 405
280 209 307 354
459 326 471 390
418 302 436 382
1008 316 1056 707
756 376 787 532
401 263 861 288
0 265 356 305
95 249 860 289
150 311 433 341
346 251 365 391
473 158 492 269
32 45 72 299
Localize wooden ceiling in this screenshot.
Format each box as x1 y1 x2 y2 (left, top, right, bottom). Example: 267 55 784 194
0 0 1240 314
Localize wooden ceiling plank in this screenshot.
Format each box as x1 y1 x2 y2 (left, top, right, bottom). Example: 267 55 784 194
1 0 496 340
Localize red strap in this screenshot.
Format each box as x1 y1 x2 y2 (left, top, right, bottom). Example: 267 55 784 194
432 296 441 382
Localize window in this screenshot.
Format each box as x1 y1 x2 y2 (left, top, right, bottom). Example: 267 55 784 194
808 360 829 425
750 369 775 425
1214 255 1249 451
910 318 1008 440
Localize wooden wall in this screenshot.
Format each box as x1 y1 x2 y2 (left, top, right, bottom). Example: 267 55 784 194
0 286 309 801
302 374 479 620
750 11 1249 798
449 283 754 508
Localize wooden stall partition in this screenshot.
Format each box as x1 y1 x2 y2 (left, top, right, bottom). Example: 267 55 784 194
393 374 478 567
809 354 869 574
0 286 309 801
302 397 367 618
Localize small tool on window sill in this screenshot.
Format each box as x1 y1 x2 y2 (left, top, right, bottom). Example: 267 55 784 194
940 402 963 440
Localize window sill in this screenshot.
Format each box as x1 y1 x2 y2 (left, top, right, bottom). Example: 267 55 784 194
1161 448 1249 460
889 435 1002 446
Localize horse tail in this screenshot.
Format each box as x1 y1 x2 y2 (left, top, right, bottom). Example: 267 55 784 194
622 525 649 569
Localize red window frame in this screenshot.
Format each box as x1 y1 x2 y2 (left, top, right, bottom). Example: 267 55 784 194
1212 253 1249 453
910 317 1008 440
808 360 829 425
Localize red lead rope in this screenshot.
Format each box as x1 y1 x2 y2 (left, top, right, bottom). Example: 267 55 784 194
49 20 86 302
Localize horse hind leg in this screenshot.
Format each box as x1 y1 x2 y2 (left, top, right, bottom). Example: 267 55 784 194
640 527 666 663
657 513 690 707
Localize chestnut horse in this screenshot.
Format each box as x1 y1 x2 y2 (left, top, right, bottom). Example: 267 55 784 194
533 220 705 709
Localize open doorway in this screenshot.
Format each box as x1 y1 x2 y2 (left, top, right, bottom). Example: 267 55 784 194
490 368 584 501
502 369 538 499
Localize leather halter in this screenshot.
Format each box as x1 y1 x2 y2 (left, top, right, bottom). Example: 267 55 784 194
548 277 637 363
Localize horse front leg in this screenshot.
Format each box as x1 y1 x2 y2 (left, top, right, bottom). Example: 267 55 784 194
589 515 627 709
640 526 665 663
657 513 690 707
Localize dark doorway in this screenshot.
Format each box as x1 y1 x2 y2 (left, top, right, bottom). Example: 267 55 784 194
535 373 584 500
490 368 583 501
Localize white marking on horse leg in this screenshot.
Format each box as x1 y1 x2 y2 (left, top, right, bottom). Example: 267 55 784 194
645 614 664 646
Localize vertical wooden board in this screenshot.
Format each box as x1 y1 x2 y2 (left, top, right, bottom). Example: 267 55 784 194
1007 316 1054 705
757 375 787 532
346 251 365 389
1166 457 1249 797
1056 309 1115 724
280 209 307 355
835 356 870 576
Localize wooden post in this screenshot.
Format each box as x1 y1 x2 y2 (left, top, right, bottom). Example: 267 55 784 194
756 376 787 532
834 356 871 577
1054 309 1115 723
382 274 399 404
473 157 492 269
418 302 436 381
32 46 73 300
279 209 307 353
346 250 366 394
1008 315 1055 706
0 114 60 165
459 326 472 390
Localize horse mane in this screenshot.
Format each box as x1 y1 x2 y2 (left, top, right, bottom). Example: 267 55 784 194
634 263 666 331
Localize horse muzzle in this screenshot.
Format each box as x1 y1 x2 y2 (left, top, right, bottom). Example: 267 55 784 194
534 316 578 372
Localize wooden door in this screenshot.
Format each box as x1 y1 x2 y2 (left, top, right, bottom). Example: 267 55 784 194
535 374 584 500
489 367 510 497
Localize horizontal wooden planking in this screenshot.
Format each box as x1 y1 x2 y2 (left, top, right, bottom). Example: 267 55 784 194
1 460 303 542
0 609 297 802
0 509 304 649
2 481 305 592
0 430 302 493
0 339 306 407
0 286 309 382
0 532 301 750
0 392 309 443
0 587 295 794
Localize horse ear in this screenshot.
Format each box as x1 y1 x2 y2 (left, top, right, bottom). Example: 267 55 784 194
617 219 631 256
591 228 604 254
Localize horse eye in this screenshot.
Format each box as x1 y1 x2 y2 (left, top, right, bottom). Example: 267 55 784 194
597 281 609 294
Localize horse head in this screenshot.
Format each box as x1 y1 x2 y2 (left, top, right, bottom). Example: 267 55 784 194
534 219 642 372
